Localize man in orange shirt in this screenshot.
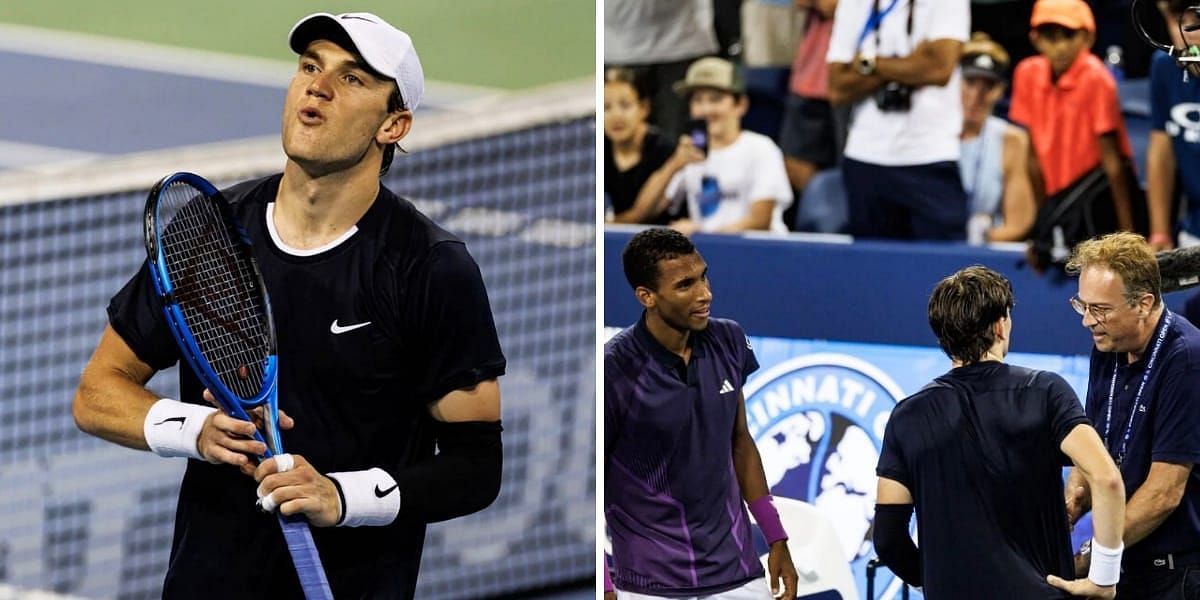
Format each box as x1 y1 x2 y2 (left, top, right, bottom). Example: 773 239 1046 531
1008 0 1139 233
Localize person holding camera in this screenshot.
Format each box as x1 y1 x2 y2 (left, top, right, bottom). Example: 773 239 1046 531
826 0 969 240
830 0 969 241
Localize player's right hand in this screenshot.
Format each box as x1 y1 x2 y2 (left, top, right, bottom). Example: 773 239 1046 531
197 410 266 474
1045 574 1115 599
198 389 294 476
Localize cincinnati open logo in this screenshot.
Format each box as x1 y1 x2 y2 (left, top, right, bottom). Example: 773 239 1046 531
744 353 910 599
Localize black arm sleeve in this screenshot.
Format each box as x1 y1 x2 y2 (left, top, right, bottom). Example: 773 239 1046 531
393 420 503 523
873 503 923 587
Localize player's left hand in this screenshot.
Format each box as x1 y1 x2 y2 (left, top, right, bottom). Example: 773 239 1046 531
766 540 798 599
1045 574 1115 599
254 454 341 527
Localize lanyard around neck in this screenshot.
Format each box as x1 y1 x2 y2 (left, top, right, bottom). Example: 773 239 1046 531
856 0 914 52
1104 310 1172 465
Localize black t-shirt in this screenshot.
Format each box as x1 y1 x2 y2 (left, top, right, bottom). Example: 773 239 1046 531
108 174 506 599
876 362 1089 599
604 127 681 224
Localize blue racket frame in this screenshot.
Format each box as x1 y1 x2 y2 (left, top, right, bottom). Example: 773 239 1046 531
144 172 333 600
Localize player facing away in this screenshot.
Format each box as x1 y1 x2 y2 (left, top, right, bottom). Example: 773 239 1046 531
71 12 506 599
874 265 1125 599
604 228 798 599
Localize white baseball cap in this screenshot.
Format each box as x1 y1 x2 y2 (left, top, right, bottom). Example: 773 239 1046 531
288 12 424 112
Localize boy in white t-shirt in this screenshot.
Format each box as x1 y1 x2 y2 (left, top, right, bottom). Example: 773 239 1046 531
658 57 794 235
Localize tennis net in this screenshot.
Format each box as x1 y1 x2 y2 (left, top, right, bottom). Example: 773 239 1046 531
0 79 595 599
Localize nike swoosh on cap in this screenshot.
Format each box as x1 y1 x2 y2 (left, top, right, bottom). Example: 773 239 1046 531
330 319 372 334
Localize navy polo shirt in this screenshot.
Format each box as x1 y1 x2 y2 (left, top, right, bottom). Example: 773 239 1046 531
604 315 763 597
877 362 1087 599
1084 309 1200 561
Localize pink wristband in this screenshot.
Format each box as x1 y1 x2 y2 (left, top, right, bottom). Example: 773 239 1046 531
749 495 788 545
604 564 614 592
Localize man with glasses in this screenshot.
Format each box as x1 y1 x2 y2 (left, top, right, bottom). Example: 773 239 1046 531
1064 232 1200 598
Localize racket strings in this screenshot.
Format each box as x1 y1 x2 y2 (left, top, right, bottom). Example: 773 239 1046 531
158 182 270 400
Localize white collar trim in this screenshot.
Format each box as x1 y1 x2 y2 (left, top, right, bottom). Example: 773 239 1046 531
265 202 358 257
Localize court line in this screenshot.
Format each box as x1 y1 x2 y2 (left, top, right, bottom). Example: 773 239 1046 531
0 22 509 107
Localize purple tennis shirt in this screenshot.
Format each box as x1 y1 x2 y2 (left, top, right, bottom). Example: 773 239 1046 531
604 315 764 597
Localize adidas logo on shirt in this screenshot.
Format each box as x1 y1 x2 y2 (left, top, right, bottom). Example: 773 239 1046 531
719 379 735 394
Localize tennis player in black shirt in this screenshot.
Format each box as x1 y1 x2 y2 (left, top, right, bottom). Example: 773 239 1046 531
874 266 1125 599
71 12 505 599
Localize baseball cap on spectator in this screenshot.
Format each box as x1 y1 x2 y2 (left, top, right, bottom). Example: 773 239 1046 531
1030 0 1096 33
289 12 425 112
672 57 745 96
960 32 1010 82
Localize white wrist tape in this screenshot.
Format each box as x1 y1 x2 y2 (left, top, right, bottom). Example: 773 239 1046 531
1088 539 1123 587
143 398 217 460
256 453 295 513
327 468 401 527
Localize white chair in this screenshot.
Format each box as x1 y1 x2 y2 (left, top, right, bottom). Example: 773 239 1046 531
754 497 859 600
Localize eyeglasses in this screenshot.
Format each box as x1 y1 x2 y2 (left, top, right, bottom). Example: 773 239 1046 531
1068 295 1123 323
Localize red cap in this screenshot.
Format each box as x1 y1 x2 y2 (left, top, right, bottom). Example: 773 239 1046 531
1031 0 1095 33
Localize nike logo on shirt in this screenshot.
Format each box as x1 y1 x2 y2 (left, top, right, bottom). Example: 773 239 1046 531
375 483 399 498
330 319 372 334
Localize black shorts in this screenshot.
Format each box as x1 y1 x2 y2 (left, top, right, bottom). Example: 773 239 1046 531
778 94 847 169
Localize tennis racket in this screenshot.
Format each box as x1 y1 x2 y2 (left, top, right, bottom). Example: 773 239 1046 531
143 172 333 600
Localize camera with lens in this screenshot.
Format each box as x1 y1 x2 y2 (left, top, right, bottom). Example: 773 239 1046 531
874 81 913 112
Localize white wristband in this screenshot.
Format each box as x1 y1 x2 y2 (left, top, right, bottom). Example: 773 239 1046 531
1088 539 1123 587
143 398 217 460
327 468 401 527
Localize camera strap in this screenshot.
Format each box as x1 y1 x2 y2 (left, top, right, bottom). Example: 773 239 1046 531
856 0 915 54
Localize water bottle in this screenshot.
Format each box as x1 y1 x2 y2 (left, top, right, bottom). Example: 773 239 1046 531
1105 45 1124 82
698 176 721 220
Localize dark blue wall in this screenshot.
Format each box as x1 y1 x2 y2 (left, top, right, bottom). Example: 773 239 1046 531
604 229 1193 356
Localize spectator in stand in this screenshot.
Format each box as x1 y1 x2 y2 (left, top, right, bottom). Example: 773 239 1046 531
959 33 1038 243
1146 0 1200 251
970 0 1038 69
604 0 721 139
780 0 846 203
605 68 689 225
1008 0 1141 233
827 0 970 240
663 57 794 235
